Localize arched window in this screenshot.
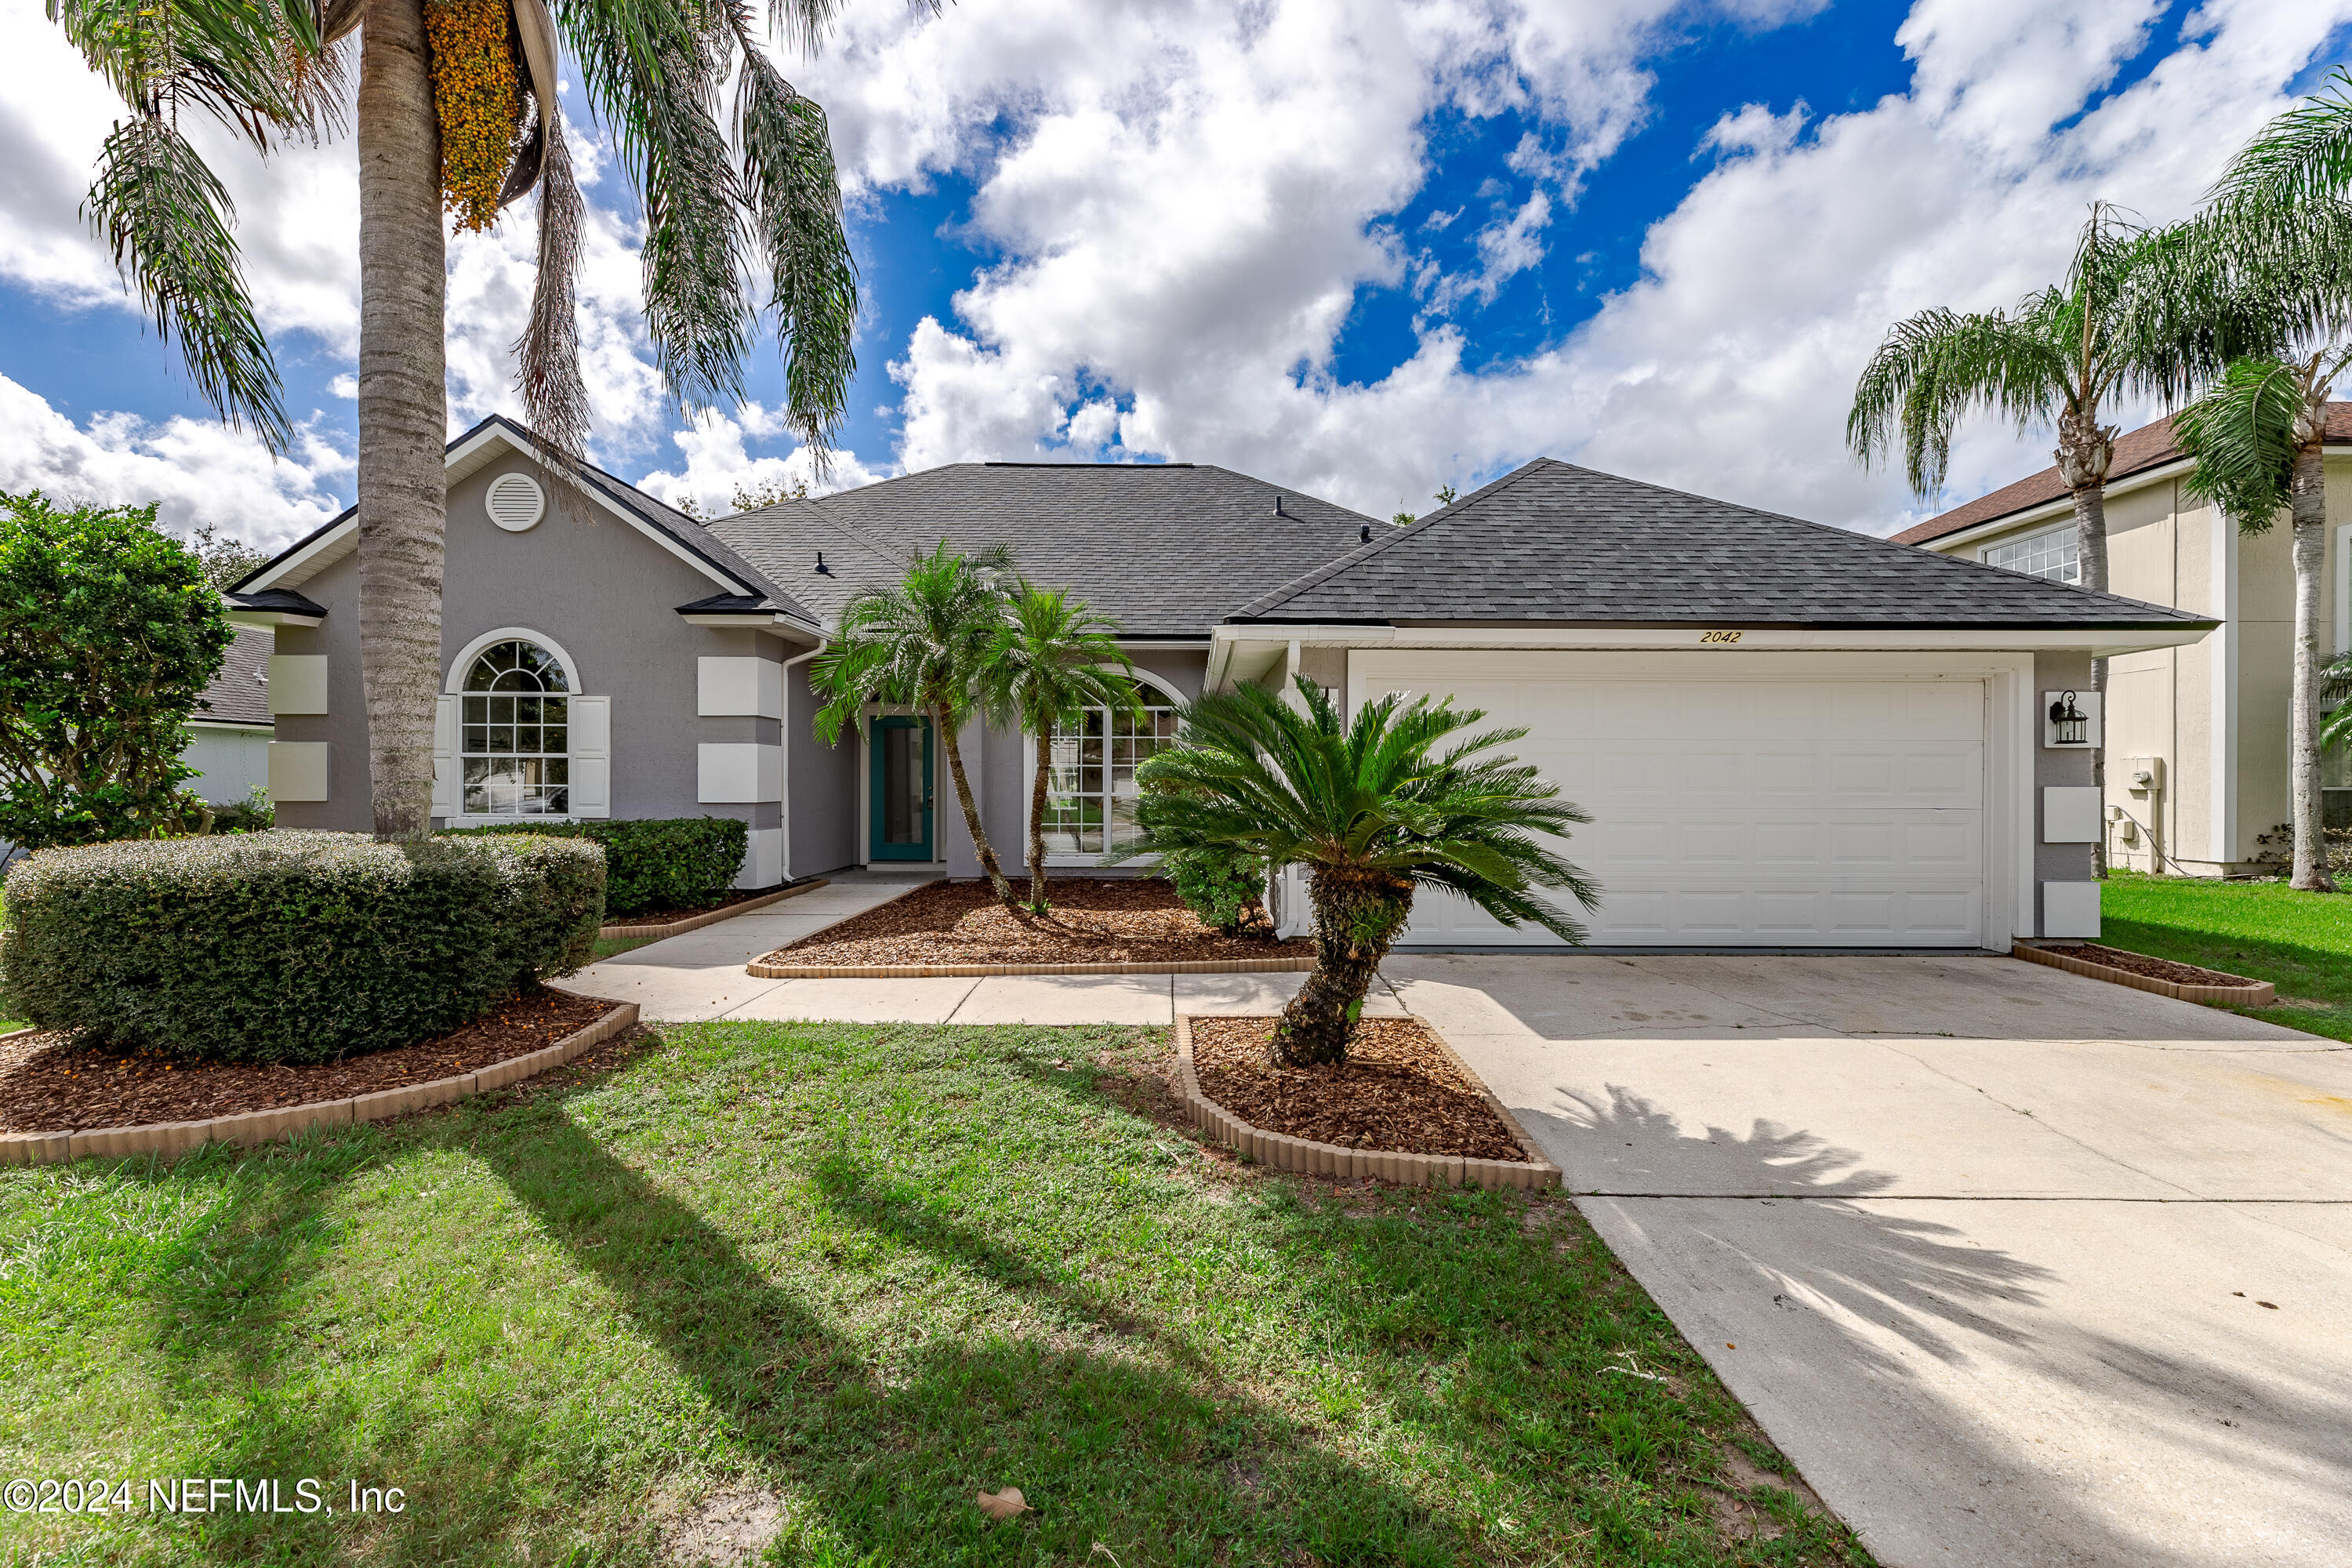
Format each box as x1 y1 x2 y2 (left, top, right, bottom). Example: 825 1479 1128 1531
1043 684 1179 855
460 639 571 815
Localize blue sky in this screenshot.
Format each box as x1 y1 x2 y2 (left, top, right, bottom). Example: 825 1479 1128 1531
2 0 2346 549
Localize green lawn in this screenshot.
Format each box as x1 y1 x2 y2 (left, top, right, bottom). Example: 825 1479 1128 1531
590 931 662 962
2100 871 2352 1041
0 1022 1864 1566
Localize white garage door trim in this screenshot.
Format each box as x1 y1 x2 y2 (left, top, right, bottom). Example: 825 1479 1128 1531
1350 648 2033 949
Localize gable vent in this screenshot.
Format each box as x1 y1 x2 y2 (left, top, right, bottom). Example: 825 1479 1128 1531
485 472 546 532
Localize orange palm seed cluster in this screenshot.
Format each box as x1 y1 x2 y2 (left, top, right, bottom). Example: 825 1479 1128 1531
423 0 524 233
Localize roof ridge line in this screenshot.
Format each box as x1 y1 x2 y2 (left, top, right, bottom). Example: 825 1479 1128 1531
1232 459 1552 620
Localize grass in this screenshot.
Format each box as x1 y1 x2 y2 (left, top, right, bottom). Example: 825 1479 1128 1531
591 931 663 962
2100 871 2352 1041
0 1022 1864 1566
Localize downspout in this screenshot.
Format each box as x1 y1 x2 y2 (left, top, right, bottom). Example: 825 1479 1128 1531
779 635 826 883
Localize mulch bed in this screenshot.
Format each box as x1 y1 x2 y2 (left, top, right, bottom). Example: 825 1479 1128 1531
606 885 787 929
766 877 1310 967
2039 943 2263 988
1190 1015 1529 1161
0 989 622 1134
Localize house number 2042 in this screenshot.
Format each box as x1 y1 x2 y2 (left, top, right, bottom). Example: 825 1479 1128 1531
1700 630 1743 644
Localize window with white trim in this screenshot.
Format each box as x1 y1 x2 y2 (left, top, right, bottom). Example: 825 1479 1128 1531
1044 696 1180 855
460 639 571 815
1984 524 2081 583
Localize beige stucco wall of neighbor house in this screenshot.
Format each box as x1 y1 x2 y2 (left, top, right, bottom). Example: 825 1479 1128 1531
1950 453 2351 873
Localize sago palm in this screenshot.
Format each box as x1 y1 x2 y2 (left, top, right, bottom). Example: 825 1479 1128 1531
1118 678 1598 1068
49 0 862 840
978 583 1138 913
812 542 1022 906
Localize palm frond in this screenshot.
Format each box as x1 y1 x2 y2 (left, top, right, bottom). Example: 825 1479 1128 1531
556 0 750 413
2319 654 2352 756
2173 355 2307 531
1846 306 2068 498
82 116 292 452
728 13 858 464
1120 677 1600 943
810 540 1014 741
2207 67 2352 216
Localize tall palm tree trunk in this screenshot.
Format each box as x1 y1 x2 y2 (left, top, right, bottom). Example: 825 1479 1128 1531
931 702 1018 905
2288 412 2337 892
2057 408 2115 877
1029 725 1053 909
356 0 448 843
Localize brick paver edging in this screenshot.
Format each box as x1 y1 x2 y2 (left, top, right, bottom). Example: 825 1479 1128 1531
2011 942 2277 1007
0 1003 641 1168
1171 1013 1562 1191
749 955 1317 979
602 879 829 940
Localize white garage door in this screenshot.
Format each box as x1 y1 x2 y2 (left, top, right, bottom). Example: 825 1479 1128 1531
1385 666 1986 947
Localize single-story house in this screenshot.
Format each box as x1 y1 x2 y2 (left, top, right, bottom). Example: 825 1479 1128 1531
1893 405 2351 871
227 416 2213 948
184 625 276 805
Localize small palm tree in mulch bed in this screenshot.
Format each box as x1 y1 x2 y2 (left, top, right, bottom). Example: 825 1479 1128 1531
1116 677 1601 1068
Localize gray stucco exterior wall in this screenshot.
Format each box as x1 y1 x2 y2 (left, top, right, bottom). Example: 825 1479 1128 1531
276 454 795 846
787 662 858 877
2034 649 2098 928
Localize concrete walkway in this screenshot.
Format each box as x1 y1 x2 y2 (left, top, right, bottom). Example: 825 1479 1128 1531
559 871 1403 1025
565 901 2352 1565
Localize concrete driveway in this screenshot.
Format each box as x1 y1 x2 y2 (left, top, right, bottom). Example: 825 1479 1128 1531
1394 952 2352 1568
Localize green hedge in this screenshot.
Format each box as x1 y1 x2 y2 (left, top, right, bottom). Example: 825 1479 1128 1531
1162 844 1269 935
0 830 604 1063
438 817 750 916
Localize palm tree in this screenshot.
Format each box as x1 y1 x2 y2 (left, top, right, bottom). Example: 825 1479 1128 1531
1846 204 2252 871
51 0 861 840
2169 335 2351 892
2155 78 2352 892
812 541 1022 906
1118 678 1598 1068
978 583 1138 913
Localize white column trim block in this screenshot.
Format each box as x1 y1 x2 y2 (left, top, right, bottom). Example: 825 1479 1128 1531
267 742 330 803
698 655 785 719
266 655 328 715
571 695 612 818
739 827 785 888
699 742 784 804
2042 786 2102 844
432 695 458 817
2042 880 2101 939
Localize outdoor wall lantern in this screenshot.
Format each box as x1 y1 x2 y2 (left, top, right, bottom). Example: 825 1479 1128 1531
2049 691 2089 746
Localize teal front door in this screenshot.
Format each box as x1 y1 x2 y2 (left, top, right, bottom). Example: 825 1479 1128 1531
870 716 934 862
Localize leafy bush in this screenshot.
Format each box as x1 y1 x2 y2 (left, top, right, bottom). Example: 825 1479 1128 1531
0 830 604 1063
0 491 234 851
205 784 276 835
1161 844 1270 935
437 816 749 916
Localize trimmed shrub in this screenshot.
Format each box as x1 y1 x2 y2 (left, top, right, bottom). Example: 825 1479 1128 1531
0 830 604 1063
437 817 750 916
1161 844 1270 935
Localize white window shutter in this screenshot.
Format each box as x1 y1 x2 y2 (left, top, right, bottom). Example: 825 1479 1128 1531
571 695 612 818
432 695 458 818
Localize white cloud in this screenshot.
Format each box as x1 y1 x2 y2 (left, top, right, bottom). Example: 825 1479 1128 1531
807 0 2352 531
637 408 887 516
0 372 352 549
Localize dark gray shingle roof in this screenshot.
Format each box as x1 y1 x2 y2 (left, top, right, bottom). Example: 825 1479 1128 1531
709 463 1377 636
1236 459 2217 629
196 626 274 726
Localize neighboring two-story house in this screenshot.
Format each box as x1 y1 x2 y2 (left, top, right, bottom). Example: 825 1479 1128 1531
1893 407 2352 873
225 416 2212 946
